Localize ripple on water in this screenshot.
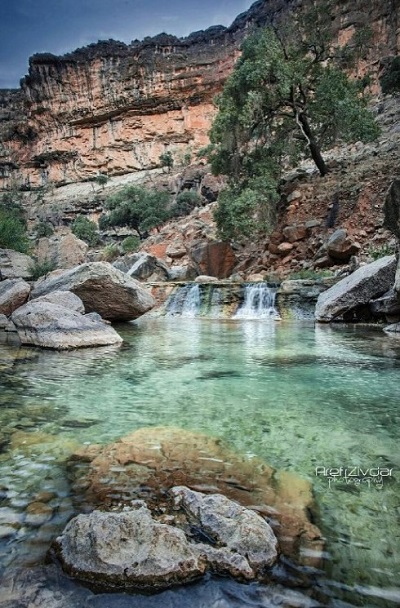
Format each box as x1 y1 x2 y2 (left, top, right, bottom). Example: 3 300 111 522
0 319 399 606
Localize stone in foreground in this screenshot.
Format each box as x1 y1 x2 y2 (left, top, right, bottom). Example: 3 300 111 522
31 262 155 320
0 278 30 316
69 427 323 567
11 299 123 349
172 486 278 576
54 487 278 591
315 255 397 322
54 502 205 591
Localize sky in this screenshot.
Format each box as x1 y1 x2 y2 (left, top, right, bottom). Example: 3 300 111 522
0 0 255 89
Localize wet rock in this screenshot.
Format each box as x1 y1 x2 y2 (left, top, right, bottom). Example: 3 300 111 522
315 255 397 322
54 502 205 591
11 300 123 349
25 502 53 527
0 279 30 316
0 313 8 329
0 249 34 280
384 322 400 334
189 242 236 279
171 486 278 573
31 262 155 320
68 427 323 568
36 233 88 269
326 228 360 262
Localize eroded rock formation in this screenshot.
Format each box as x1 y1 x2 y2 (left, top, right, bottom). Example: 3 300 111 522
0 0 398 187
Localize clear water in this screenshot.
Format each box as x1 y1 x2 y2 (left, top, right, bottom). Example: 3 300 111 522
0 319 399 606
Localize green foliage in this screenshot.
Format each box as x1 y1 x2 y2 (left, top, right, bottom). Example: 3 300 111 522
159 151 174 172
71 215 99 246
121 235 140 253
171 190 203 217
94 173 109 188
33 220 54 239
101 243 120 262
380 56 400 94
0 193 29 253
368 243 396 260
209 1 380 240
28 259 56 280
102 185 171 238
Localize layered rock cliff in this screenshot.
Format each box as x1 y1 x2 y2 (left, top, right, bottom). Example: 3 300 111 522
0 0 398 188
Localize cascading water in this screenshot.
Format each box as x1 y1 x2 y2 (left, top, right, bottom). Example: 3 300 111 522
234 283 280 320
165 284 201 317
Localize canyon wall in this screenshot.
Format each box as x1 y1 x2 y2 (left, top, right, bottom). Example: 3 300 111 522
0 0 398 188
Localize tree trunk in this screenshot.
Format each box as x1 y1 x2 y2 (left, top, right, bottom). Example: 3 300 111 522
297 112 328 177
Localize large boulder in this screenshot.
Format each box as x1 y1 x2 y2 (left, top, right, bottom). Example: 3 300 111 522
53 489 277 591
326 228 360 262
0 249 33 280
31 262 155 320
0 278 30 316
315 255 397 322
35 233 88 269
11 298 123 349
69 427 323 567
54 503 205 591
33 290 85 314
189 241 237 279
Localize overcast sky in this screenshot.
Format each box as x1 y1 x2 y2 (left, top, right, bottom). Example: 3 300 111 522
0 0 255 89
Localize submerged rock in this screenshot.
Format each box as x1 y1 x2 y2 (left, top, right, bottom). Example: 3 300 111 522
68 427 323 568
11 299 123 349
0 278 30 316
31 262 155 320
315 255 397 322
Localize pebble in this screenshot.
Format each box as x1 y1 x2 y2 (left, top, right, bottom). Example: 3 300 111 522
25 502 53 527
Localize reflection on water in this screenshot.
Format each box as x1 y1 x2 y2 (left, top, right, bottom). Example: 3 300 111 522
0 320 399 606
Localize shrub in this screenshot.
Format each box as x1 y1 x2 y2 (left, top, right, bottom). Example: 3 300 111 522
159 151 174 172
94 173 109 188
0 194 29 253
101 244 120 262
368 243 396 260
71 215 99 246
171 190 203 217
121 236 140 253
28 259 56 280
380 56 400 94
33 220 54 238
287 269 335 280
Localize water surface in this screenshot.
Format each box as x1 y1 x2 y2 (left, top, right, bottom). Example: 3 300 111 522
0 319 399 606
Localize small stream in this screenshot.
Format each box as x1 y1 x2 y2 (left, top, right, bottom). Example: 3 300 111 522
0 318 399 606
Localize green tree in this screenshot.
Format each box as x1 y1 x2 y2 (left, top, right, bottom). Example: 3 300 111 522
71 215 99 246
159 151 174 172
0 193 29 253
208 2 379 239
100 185 171 238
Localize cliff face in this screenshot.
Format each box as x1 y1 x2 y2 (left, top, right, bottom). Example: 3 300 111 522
0 0 398 188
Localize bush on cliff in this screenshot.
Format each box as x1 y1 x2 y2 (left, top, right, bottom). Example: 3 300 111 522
0 194 29 253
71 215 99 247
208 0 380 240
100 186 171 239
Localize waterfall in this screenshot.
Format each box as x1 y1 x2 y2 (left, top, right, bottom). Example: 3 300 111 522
234 283 280 320
165 284 201 317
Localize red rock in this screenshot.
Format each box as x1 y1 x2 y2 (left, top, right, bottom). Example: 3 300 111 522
189 241 237 279
283 224 308 243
